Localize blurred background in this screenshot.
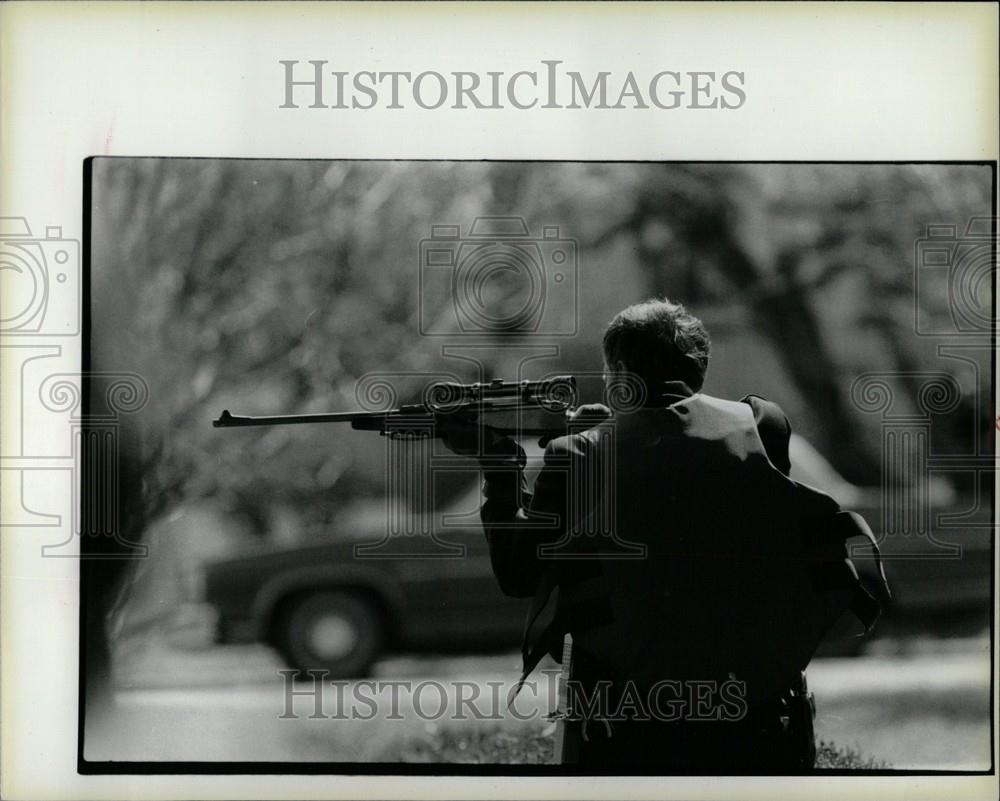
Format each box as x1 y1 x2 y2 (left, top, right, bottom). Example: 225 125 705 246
85 160 993 768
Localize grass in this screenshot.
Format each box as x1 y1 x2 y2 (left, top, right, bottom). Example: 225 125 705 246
396 725 555 764
815 740 887 770
392 724 888 769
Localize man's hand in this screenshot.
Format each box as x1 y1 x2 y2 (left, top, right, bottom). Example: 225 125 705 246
538 403 612 447
438 416 523 468
567 402 612 425
437 416 490 456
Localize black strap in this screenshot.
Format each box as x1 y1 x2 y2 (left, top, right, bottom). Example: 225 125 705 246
510 570 616 705
509 568 560 707
831 511 890 599
849 584 882 634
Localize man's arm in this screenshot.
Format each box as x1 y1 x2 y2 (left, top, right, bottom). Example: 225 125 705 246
436 422 555 599
440 404 610 598
480 438 572 597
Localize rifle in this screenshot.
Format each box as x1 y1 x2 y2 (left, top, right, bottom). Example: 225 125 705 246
212 376 577 439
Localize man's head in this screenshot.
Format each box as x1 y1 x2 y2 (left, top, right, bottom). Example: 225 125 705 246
602 298 711 396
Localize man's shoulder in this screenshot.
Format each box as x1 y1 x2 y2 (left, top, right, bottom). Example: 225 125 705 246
737 393 791 433
542 393 793 461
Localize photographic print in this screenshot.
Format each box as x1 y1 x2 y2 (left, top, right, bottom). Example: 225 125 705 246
1 3 995 800
78 158 994 773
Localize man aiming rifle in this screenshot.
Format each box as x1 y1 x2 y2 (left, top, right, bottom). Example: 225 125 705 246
438 297 887 771
214 296 886 770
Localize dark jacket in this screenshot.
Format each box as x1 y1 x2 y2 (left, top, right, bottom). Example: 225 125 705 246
480 382 883 767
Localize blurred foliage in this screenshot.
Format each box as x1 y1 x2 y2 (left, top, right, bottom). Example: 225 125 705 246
91 160 992 543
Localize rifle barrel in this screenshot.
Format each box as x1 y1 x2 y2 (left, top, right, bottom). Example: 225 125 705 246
213 409 385 428
213 403 571 435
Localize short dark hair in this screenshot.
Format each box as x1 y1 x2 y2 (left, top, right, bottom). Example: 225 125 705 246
602 298 711 393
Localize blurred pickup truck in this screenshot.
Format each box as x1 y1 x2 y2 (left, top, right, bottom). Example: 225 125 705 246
202 435 992 676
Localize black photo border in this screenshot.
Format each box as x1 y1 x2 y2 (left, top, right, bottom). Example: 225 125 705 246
79 156 997 777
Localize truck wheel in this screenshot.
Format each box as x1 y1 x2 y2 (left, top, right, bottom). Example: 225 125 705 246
276 590 384 678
